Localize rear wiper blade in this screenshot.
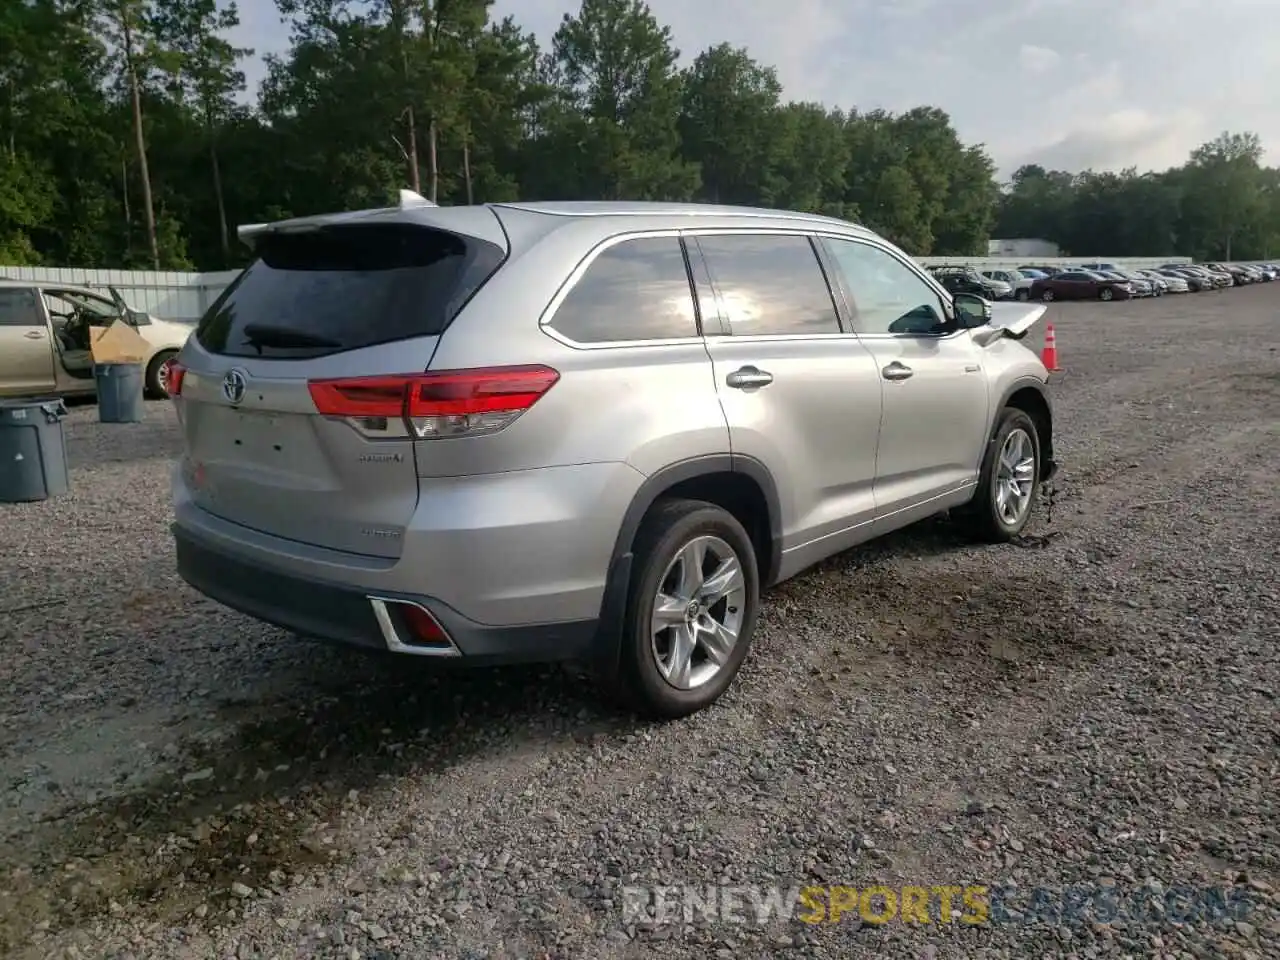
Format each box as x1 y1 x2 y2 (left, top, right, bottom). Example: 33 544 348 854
240 323 341 350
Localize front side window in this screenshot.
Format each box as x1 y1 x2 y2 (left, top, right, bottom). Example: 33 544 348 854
694 233 839 336
823 238 951 336
548 236 698 343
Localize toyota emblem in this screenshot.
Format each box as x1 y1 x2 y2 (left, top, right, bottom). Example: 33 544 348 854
222 368 248 405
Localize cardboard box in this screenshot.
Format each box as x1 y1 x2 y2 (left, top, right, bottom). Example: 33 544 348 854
89 323 150 364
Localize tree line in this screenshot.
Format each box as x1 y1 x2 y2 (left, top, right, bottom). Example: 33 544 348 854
2 0 1278 273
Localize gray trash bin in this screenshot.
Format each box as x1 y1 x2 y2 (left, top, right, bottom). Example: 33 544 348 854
0 398 70 503
95 361 145 423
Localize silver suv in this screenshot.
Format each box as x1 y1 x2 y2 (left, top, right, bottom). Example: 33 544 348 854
168 197 1058 719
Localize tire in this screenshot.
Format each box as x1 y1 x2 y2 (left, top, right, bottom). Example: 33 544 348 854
958 408 1041 544
598 498 760 720
1099 287 1114 301
145 349 178 398
1040 289 1055 302
1015 288 1030 302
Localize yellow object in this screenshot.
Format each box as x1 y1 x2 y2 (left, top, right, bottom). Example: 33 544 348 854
89 323 150 364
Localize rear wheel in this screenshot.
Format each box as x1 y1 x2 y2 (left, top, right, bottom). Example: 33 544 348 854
1015 288 1030 302
145 349 178 398
1040 288 1055 302
599 498 760 719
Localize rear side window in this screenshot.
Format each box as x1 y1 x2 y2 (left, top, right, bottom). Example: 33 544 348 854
196 223 505 359
0 288 42 326
547 236 698 343
695 234 840 336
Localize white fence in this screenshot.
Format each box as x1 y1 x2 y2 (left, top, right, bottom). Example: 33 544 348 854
0 266 239 321
1 256 1200 321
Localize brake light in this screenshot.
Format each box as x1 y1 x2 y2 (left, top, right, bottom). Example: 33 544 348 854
163 357 186 397
308 365 559 439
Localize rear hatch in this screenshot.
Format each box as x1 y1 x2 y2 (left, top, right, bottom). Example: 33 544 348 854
176 214 507 558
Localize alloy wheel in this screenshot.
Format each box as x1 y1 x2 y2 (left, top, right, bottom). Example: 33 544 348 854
994 428 1036 526
650 536 746 690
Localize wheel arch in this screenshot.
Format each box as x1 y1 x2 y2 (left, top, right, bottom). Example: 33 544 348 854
609 455 782 587
995 377 1055 481
589 455 782 672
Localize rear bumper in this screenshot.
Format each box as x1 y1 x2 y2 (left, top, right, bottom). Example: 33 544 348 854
174 523 600 665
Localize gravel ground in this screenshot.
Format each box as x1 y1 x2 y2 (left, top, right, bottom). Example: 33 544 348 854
1 284 1277 960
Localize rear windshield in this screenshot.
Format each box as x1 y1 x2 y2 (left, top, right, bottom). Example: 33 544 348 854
196 223 505 359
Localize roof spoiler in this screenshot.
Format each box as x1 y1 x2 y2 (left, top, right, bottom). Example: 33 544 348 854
398 189 436 209
237 189 438 247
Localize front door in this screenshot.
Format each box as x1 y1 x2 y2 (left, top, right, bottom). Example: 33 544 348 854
0 287 57 397
689 231 884 576
818 236 991 526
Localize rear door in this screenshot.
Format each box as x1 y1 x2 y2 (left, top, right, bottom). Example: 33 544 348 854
0 287 57 397
690 231 883 559
176 215 508 559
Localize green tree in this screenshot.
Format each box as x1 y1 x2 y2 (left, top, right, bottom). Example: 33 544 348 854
545 0 697 200
150 0 250 266
678 43 781 204
98 0 162 268
762 103 848 217
4 0 1280 272
0 152 55 264
1180 131 1265 260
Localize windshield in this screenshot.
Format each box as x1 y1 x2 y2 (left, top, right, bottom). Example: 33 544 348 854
62 292 119 317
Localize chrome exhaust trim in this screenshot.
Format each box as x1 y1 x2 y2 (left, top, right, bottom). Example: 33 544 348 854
368 597 462 657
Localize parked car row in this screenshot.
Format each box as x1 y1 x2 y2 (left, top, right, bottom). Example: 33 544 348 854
927 261 1279 304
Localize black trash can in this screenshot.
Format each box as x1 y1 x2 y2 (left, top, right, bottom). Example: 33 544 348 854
95 362 145 423
0 398 70 503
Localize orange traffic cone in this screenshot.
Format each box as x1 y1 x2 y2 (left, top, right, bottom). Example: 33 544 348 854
1041 323 1060 372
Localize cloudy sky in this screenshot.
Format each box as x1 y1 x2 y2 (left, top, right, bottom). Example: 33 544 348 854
230 0 1280 179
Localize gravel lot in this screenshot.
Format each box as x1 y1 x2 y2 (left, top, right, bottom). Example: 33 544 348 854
1 285 1277 960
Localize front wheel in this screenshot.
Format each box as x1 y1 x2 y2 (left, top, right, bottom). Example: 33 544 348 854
600 499 760 720
958 408 1041 543
145 350 178 398
1099 287 1115 301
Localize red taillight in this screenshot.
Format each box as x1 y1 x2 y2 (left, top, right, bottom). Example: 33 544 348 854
163 358 186 397
308 365 559 439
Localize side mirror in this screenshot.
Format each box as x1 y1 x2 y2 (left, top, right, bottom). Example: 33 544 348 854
953 292 991 328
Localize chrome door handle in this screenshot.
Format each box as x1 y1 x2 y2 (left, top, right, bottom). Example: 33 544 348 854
24 330 45 340
882 362 914 381
725 366 774 389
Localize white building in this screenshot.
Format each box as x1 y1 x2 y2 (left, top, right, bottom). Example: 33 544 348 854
986 238 1061 258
